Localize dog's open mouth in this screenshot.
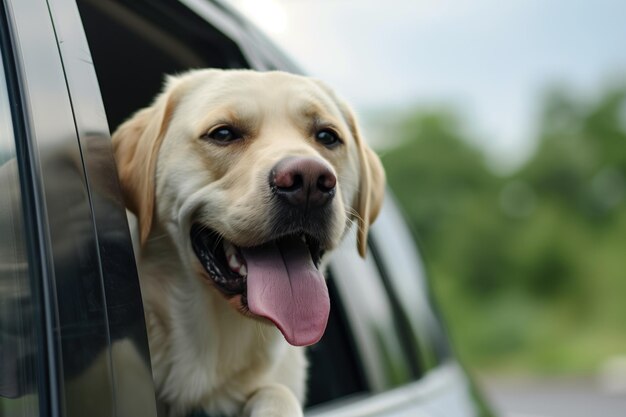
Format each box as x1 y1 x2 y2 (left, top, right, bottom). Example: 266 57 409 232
190 224 330 347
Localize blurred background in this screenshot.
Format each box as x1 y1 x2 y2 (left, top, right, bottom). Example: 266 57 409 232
224 0 626 416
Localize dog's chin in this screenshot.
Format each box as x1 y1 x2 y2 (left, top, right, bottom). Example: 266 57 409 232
189 223 331 346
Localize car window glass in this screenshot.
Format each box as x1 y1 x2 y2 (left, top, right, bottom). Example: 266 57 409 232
328 229 413 391
0 46 40 416
370 198 453 365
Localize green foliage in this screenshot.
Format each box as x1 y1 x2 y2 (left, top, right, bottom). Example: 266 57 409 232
381 86 626 374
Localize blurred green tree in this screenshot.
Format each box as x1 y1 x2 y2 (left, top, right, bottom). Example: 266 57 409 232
382 85 626 373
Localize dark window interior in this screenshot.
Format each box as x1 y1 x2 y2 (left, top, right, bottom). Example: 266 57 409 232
306 276 367 407
77 0 367 408
77 0 249 131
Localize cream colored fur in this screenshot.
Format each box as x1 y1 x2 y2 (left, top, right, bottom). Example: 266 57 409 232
112 69 385 417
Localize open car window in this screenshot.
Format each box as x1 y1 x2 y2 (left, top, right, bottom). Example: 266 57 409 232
77 0 441 411
77 0 377 408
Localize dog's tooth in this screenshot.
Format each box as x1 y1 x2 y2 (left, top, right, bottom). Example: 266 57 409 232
239 264 247 277
228 254 241 271
300 234 306 243
223 240 236 257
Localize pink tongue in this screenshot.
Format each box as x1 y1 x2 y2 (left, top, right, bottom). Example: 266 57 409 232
241 237 330 346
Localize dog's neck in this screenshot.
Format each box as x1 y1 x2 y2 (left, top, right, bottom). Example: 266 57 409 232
137 225 286 416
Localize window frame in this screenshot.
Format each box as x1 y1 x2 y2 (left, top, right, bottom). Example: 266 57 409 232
45 0 159 413
0 3 49 412
1 1 71 415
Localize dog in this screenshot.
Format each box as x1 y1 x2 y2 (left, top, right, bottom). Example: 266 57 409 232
112 69 385 417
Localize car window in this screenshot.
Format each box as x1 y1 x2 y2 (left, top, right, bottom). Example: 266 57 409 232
77 0 414 409
369 197 453 368
328 230 414 392
0 44 40 417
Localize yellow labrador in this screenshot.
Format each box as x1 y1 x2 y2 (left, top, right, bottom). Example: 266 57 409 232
112 69 385 417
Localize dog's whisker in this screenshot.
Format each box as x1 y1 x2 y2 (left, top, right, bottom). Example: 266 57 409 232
344 217 356 229
343 208 367 237
344 206 358 216
345 207 365 224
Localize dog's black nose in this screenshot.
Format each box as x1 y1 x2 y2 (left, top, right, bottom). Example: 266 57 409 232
270 157 336 208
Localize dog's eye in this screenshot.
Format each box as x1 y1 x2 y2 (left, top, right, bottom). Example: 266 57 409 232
315 129 341 148
203 126 242 143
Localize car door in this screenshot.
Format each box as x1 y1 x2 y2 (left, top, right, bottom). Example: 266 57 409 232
0 0 158 416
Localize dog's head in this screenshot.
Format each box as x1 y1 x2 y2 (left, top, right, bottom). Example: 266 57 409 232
112 69 385 346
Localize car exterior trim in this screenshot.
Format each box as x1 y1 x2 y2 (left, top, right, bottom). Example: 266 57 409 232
46 0 160 414
306 361 470 417
1 0 81 414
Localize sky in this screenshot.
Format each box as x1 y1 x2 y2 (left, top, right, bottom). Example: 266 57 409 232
224 0 626 173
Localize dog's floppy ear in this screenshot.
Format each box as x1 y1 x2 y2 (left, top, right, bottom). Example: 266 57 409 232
112 80 180 246
315 80 385 257
347 110 385 257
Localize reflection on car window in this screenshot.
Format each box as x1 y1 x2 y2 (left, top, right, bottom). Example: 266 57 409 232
0 48 39 415
329 229 413 391
370 197 452 368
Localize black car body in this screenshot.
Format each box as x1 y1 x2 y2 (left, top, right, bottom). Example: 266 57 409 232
0 1 494 416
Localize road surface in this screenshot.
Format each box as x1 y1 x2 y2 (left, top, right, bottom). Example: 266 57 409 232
480 376 626 417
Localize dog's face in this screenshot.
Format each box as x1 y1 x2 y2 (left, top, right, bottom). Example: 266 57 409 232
113 69 384 347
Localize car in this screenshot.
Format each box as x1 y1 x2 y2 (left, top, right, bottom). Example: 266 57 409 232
0 0 496 416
